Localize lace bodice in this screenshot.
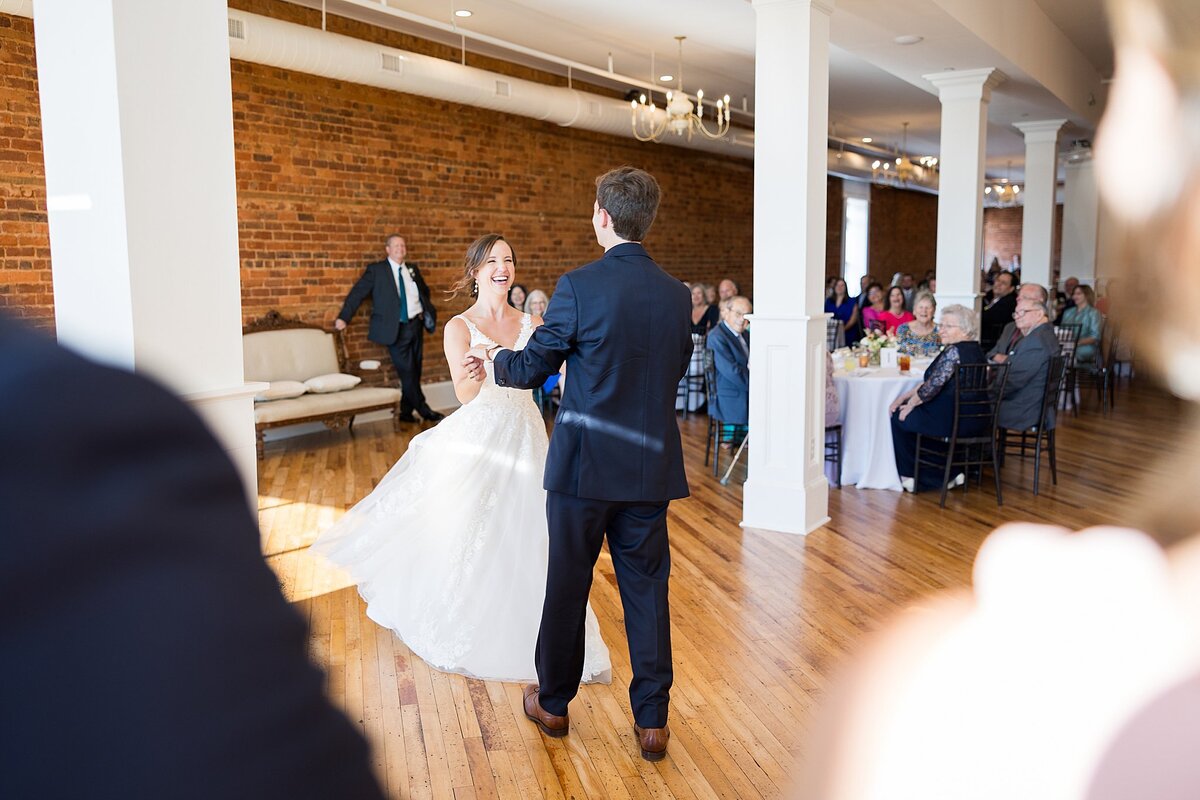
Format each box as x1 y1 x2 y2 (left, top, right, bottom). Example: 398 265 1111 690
457 313 536 404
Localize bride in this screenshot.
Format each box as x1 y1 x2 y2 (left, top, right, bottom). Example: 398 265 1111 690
312 234 611 684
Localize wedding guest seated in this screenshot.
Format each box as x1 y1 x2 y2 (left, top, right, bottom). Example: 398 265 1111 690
707 296 752 446
896 292 940 356
825 278 860 344
988 283 1050 360
878 286 916 334
981 271 1017 351
1054 275 1079 323
690 283 719 336
704 282 719 306
718 278 739 302
860 282 887 333
507 283 528 310
523 288 549 317
855 274 876 311
888 305 987 493
1062 284 1104 365
994 298 1059 431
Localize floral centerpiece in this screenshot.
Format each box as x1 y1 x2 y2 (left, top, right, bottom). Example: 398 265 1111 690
860 329 898 366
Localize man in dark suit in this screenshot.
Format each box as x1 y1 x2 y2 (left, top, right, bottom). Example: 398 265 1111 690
336 233 443 421
707 295 751 435
981 271 1018 351
995 298 1060 431
0 313 384 800
465 167 691 762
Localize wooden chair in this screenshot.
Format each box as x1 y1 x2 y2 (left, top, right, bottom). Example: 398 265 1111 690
677 333 707 419
913 362 1010 508
1076 323 1120 415
703 349 747 478
825 423 843 488
998 354 1066 495
1055 323 1081 416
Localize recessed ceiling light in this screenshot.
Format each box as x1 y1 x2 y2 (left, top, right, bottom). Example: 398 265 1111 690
454 9 473 17
862 137 872 143
894 34 923 46
659 74 673 82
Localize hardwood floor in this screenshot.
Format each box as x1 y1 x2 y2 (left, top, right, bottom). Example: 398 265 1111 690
261 378 1186 799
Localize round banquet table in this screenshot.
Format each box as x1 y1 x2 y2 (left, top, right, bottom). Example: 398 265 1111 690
832 364 926 491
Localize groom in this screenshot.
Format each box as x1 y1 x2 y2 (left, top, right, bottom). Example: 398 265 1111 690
465 167 692 761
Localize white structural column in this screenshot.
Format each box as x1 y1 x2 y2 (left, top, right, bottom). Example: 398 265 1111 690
743 0 833 536
33 0 261 500
1014 119 1067 291
1061 156 1099 288
924 69 1006 316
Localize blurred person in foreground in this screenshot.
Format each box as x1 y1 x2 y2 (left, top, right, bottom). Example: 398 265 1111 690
0 314 384 800
795 1 1200 796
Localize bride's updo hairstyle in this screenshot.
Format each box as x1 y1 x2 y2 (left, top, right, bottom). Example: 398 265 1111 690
448 233 514 299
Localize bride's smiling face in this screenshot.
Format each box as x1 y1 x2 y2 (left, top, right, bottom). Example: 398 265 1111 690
475 240 515 298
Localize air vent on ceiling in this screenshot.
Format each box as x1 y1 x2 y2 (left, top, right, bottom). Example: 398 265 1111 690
587 101 601 117
228 17 246 40
381 52 404 74
495 80 511 98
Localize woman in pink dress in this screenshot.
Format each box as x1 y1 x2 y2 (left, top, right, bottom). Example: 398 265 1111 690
859 282 887 333
877 286 915 334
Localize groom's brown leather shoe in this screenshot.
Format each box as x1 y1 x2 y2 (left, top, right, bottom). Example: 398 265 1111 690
523 684 568 738
633 724 669 761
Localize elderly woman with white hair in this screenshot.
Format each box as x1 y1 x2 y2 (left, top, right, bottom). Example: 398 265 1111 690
888 304 988 492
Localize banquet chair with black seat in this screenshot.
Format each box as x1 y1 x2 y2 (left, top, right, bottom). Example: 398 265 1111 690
1055 322 1081 416
913 362 1010 508
825 422 843 488
702 349 746 478
676 332 707 419
998 354 1066 496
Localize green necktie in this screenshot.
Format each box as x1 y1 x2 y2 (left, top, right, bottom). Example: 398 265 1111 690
397 265 409 323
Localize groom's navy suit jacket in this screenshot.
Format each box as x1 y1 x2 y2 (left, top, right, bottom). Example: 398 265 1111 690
493 242 692 503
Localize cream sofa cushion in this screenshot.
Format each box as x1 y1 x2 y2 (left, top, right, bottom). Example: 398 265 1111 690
243 328 340 383
255 380 308 402
253 386 401 424
304 373 362 393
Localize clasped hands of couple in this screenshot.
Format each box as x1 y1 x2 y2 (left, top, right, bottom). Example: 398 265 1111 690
461 346 495 383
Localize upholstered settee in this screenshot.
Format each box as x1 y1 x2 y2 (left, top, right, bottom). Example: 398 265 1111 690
244 311 401 458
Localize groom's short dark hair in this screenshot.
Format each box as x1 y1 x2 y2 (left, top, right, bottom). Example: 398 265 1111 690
595 166 660 242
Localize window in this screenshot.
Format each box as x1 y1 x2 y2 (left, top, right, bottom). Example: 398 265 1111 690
842 182 870 291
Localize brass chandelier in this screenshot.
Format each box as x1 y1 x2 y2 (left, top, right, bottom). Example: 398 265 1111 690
630 36 731 143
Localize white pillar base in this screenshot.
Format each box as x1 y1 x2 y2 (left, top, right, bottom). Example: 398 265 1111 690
185 383 268 511
742 315 829 537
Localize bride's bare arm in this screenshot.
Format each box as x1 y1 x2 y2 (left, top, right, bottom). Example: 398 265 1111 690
444 317 484 405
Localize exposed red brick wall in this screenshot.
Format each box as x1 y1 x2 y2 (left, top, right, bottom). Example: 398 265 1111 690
0 6 754 387
826 177 843 281
0 14 52 330
982 204 1065 282
868 185 938 283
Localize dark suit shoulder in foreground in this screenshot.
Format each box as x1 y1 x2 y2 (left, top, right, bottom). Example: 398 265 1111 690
0 316 384 800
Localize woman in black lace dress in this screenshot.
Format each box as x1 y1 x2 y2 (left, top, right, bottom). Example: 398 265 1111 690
888 304 987 492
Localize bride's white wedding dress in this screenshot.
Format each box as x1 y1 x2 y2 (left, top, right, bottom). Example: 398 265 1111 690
312 312 611 684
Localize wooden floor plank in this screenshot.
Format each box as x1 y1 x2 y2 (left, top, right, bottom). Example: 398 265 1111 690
261 378 1179 799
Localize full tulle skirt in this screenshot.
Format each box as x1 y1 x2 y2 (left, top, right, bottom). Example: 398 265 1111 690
312 386 611 684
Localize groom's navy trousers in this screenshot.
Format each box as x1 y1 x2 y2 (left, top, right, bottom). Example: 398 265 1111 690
493 242 692 729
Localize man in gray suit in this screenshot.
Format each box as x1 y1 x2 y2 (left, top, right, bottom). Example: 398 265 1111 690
988 283 1050 362
995 297 1060 431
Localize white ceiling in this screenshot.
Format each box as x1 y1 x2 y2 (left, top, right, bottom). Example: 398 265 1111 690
299 0 1114 181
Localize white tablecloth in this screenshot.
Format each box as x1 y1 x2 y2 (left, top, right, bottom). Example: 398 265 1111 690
833 366 925 491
